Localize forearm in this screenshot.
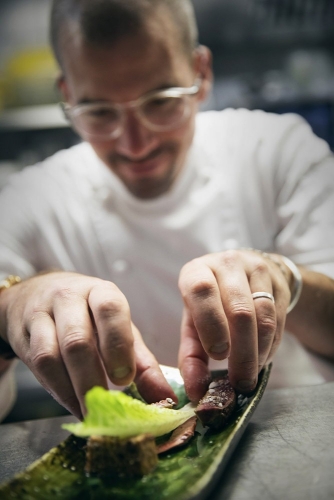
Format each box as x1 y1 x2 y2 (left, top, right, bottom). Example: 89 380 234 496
285 267 334 359
0 275 23 359
0 292 15 378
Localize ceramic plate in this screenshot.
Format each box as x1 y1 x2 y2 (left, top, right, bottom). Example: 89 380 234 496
0 365 271 500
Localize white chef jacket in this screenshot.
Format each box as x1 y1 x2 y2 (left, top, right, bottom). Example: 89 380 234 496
0 108 334 414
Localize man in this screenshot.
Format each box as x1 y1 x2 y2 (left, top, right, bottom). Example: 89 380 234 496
0 0 333 421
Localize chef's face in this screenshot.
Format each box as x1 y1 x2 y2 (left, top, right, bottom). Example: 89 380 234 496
59 7 211 199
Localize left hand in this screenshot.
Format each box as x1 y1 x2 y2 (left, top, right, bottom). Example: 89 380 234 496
178 249 291 401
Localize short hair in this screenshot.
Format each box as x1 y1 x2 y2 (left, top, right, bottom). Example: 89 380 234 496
50 0 198 69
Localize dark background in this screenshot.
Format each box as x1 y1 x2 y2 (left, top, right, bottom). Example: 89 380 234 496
0 0 334 176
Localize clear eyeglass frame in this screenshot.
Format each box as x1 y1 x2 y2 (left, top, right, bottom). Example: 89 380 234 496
60 80 200 141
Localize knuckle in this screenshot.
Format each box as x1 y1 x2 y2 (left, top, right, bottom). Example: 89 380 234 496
179 259 203 288
257 316 277 334
61 330 90 354
100 279 121 291
53 286 77 303
186 277 216 300
96 298 129 319
253 259 269 275
229 303 254 324
30 349 56 371
30 308 49 318
219 249 240 267
97 281 126 299
22 303 45 321
180 258 201 274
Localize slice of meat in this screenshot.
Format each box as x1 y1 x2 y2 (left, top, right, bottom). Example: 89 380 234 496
195 375 237 430
156 416 197 454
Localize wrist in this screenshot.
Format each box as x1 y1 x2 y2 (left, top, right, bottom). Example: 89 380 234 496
279 256 303 313
241 249 303 313
0 337 16 360
0 275 21 359
261 253 303 313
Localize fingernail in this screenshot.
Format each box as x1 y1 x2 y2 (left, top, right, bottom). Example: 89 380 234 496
112 366 131 379
209 342 229 354
237 379 256 392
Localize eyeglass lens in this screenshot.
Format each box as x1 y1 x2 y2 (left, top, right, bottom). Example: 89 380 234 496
71 94 190 138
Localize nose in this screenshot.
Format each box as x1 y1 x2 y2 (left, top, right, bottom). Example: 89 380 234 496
115 111 159 159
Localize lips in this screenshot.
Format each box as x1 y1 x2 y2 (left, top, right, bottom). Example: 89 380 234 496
126 159 162 176
116 149 169 179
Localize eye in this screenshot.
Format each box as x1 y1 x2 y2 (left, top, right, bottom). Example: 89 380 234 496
86 107 118 120
147 97 176 109
143 96 183 117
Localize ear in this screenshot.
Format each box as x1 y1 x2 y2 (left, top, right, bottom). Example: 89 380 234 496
193 45 213 102
56 73 72 103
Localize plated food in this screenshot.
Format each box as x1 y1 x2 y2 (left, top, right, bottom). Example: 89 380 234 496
61 372 237 478
0 365 271 500
62 386 196 477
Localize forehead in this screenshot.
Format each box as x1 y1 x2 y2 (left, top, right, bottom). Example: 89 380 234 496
62 7 194 101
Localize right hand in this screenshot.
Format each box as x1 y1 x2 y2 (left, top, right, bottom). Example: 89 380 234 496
0 271 176 418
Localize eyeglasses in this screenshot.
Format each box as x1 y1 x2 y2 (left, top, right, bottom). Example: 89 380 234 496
60 81 200 141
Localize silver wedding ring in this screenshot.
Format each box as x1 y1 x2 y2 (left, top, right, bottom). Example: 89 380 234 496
252 292 275 303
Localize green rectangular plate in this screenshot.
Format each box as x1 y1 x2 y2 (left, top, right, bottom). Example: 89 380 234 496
0 364 271 500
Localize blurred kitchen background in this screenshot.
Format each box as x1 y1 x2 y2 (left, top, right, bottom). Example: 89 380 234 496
0 0 334 422
0 0 334 186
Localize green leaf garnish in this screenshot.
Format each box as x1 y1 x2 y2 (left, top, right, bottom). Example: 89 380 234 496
62 387 195 439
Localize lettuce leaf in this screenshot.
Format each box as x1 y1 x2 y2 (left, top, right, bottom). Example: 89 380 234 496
62 387 195 439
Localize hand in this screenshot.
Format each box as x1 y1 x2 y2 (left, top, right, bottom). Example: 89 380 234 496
0 271 175 418
178 249 291 401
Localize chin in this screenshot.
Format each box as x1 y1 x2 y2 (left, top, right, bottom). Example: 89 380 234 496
125 178 174 199
123 166 180 199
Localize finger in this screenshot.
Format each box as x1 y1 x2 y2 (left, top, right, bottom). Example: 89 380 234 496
26 311 82 418
214 253 258 393
248 259 277 371
178 308 211 403
53 290 108 416
131 324 177 403
88 282 136 386
179 259 231 359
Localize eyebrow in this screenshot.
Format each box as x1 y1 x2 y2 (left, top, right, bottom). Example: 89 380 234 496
77 98 110 105
76 82 181 106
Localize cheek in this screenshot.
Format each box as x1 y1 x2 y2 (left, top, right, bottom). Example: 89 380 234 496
164 110 196 151
174 115 196 153
88 140 116 159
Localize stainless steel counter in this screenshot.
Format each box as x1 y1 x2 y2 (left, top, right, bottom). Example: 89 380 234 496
1 382 333 499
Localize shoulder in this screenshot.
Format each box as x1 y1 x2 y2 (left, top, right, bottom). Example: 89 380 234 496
195 108 308 142
195 109 331 173
1 142 100 197
22 142 98 180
